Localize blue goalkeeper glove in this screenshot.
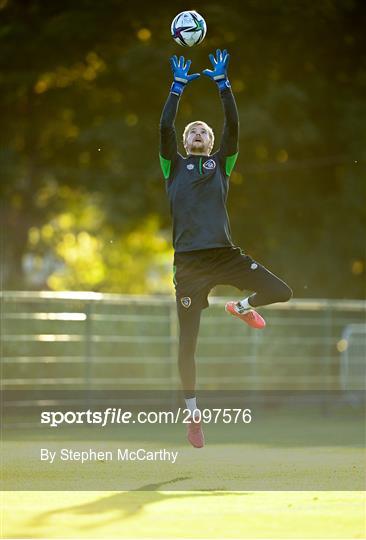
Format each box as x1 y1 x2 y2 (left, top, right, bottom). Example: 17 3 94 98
202 49 231 91
170 55 200 96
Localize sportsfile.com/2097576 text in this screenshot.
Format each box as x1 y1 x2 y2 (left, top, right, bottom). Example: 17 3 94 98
40 408 252 427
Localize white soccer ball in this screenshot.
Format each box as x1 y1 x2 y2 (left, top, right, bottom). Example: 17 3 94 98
171 10 207 47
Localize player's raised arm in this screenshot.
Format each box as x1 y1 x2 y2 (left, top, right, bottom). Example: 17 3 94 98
202 49 239 176
159 56 200 180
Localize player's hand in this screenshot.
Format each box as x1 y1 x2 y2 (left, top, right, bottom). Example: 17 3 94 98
170 55 200 96
202 49 231 90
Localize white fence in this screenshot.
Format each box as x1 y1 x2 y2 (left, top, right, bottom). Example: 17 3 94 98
1 291 365 392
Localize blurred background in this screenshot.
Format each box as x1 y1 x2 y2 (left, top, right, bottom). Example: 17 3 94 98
0 0 365 298
1 0 365 396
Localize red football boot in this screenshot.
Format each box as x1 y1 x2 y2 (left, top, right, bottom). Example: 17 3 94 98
225 301 266 329
187 414 204 448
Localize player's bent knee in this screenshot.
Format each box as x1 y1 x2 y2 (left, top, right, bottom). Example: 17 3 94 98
277 283 292 303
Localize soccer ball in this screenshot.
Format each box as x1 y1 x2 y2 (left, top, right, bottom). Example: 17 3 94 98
171 11 207 47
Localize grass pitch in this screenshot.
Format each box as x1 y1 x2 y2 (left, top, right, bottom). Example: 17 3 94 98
1 410 365 538
2 489 365 539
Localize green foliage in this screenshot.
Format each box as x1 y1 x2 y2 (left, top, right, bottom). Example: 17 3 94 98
0 0 365 297
25 186 173 292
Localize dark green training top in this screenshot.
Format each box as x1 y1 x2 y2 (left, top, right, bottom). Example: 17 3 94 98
159 87 239 253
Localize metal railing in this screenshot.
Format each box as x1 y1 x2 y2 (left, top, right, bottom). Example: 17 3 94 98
1 291 365 392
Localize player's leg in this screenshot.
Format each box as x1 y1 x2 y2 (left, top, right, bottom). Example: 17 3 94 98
177 303 205 448
219 249 292 328
174 250 214 447
237 264 292 308
177 303 202 403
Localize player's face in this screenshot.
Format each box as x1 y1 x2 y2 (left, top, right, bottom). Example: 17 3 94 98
185 124 211 155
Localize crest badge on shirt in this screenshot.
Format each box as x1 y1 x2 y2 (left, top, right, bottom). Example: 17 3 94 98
203 159 216 170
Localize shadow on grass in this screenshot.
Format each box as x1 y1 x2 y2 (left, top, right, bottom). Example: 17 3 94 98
26 478 249 533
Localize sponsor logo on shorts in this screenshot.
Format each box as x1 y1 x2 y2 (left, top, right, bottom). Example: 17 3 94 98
180 296 192 308
203 159 216 170
251 263 258 270
187 164 194 170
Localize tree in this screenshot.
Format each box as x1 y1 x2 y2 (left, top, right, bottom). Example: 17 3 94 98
1 0 365 297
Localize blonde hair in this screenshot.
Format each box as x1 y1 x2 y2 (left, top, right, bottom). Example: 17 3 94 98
183 121 215 154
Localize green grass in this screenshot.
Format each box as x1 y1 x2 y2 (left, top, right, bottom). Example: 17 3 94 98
1 410 365 538
2 490 365 538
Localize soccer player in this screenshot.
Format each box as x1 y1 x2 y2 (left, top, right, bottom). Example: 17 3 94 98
159 50 292 448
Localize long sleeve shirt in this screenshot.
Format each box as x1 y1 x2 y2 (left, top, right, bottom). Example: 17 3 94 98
159 87 239 253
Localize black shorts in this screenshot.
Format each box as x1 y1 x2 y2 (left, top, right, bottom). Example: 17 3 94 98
173 246 267 311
